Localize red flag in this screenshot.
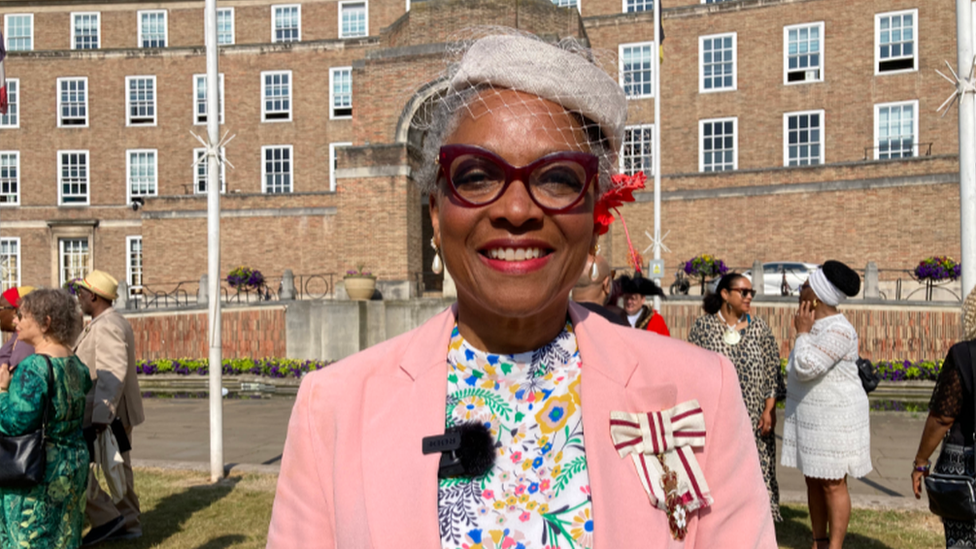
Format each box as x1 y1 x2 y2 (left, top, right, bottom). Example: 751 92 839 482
0 30 7 116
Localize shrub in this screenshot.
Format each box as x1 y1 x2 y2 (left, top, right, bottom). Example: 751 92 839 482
137 357 333 379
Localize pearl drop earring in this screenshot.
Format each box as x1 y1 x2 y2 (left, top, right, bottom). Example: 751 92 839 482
431 237 443 275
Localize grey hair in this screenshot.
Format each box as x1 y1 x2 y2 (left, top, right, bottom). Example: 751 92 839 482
415 85 616 196
19 289 83 346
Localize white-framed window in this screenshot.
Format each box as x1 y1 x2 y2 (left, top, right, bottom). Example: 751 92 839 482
71 12 100 50
126 236 143 297
262 71 292 122
57 77 88 128
699 117 737 172
876 9 917 74
784 22 823 84
699 33 736 93
330 67 353 119
621 125 653 176
4 14 33 51
272 5 301 43
218 8 235 45
623 0 652 12
126 76 157 126
619 42 654 99
0 238 20 291
552 0 579 9
0 152 20 205
262 145 293 193
339 2 368 38
127 149 157 201
783 110 824 166
874 100 918 160
0 79 19 128
59 238 89 287
194 74 225 125
138 10 167 48
58 151 90 205
194 148 227 193
329 142 351 191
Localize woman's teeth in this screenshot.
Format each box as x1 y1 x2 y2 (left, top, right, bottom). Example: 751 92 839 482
487 248 543 261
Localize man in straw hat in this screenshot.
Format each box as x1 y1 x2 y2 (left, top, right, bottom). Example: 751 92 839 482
0 286 36 370
73 270 144 545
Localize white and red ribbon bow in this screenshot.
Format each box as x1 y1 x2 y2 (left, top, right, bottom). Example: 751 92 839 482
609 400 713 513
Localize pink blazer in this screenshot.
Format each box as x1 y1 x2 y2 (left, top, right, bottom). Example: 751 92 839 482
267 303 776 548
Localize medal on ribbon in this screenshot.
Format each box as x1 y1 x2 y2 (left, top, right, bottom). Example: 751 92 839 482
609 400 713 540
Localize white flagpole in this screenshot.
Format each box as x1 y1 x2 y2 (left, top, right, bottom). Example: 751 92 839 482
204 0 224 482
652 0 663 310
957 0 976 302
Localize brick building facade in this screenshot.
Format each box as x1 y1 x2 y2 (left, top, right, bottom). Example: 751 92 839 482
0 0 963 298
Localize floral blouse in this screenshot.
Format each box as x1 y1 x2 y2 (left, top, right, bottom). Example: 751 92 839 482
438 323 594 549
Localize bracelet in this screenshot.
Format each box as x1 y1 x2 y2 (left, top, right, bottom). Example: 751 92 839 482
913 460 931 473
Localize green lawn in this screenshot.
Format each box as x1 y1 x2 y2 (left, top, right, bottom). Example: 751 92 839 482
102 468 945 548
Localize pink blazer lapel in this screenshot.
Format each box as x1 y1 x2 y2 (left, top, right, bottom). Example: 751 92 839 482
360 305 458 549
571 304 686 549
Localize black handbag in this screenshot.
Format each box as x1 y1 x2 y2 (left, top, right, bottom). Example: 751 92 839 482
0 355 55 489
926 340 976 521
856 357 880 394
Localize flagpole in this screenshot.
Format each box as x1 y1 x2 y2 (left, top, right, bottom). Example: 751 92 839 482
204 0 224 483
957 0 976 302
652 0 662 311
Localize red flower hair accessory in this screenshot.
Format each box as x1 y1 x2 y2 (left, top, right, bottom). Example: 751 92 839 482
594 172 646 274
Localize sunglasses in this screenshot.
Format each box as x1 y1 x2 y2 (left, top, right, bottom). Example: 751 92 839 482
730 288 757 298
438 144 599 213
0 305 14 311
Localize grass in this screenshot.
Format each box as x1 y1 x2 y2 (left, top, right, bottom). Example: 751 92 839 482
103 469 945 548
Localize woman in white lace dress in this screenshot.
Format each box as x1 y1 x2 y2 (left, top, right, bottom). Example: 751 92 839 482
781 260 871 549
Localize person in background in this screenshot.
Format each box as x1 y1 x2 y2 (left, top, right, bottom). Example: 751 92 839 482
688 273 786 521
0 286 36 370
619 274 670 336
781 260 869 549
0 289 92 549
73 271 144 546
571 255 628 326
912 285 976 548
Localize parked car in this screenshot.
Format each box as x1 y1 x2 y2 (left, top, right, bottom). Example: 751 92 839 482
742 262 819 296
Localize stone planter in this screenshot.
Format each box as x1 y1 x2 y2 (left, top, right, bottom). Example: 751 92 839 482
344 277 377 300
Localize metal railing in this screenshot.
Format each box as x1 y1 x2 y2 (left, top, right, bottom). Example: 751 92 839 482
125 273 340 311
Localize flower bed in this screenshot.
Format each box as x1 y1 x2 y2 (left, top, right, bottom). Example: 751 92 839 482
780 358 944 382
136 357 332 379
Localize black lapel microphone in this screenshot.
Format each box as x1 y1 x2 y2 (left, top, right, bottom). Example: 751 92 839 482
422 422 495 479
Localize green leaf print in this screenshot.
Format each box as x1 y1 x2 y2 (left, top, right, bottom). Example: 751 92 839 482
448 387 513 421
500 362 513 375
553 456 588 493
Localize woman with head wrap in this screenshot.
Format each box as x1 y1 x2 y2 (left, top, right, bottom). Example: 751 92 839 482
781 260 870 549
911 285 976 547
267 31 776 548
0 286 36 370
688 273 786 521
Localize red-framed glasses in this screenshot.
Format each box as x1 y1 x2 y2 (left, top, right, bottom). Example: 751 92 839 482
438 144 599 213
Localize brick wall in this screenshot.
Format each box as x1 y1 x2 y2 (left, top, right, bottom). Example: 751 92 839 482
660 299 963 362
126 306 287 360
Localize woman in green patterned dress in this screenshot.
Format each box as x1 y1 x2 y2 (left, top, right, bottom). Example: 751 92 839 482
0 289 92 549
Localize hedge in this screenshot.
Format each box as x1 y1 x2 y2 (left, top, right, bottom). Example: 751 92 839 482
136 358 333 379
780 358 944 382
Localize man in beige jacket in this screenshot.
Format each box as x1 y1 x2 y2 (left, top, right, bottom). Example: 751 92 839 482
74 270 145 546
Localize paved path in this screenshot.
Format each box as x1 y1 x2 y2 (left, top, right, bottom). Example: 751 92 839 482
131 398 932 510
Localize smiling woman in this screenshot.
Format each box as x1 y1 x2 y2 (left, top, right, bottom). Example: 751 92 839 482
267 30 776 549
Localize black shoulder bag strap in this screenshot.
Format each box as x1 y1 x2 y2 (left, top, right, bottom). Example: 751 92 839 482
38 355 57 443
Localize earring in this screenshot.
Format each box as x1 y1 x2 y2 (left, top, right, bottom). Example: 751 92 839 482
431 237 443 275
589 243 601 281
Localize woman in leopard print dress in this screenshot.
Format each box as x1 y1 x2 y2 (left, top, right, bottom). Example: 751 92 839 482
689 273 786 521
